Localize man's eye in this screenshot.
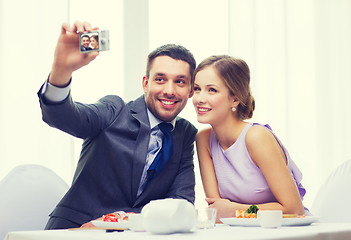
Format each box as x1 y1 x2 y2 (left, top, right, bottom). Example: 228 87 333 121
175 79 186 84
155 78 164 82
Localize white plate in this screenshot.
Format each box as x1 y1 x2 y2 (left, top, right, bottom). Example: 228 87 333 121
91 220 129 229
220 218 260 227
220 216 319 227
282 216 319 226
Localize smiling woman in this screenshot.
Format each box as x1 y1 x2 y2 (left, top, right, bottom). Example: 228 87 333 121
192 55 307 221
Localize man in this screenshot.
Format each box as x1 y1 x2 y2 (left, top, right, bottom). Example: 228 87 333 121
38 21 197 229
80 34 92 51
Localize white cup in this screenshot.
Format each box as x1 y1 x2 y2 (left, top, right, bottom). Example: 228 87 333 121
258 210 282 228
129 214 145 232
196 208 217 229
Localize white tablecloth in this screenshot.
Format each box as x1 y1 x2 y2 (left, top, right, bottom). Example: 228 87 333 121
6 223 351 240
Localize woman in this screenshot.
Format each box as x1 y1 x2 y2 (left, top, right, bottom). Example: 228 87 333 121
192 55 308 220
90 35 99 49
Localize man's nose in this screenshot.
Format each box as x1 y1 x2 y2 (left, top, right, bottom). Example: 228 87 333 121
163 82 175 95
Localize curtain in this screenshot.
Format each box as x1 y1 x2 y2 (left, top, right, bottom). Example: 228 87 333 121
229 0 351 208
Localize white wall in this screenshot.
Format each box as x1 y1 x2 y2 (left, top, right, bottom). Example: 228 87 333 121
0 0 75 183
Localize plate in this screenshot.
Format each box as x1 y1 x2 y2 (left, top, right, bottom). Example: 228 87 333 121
282 216 319 226
220 216 319 227
220 218 259 227
91 220 129 229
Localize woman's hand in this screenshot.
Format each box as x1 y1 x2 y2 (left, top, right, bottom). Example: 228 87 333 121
206 198 237 221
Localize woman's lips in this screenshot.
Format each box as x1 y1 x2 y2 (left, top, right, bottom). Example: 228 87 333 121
197 107 211 114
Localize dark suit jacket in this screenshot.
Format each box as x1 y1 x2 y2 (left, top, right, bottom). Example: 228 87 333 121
38 89 197 227
80 46 92 51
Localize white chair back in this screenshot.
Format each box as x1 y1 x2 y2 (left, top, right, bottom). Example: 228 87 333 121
311 159 351 222
0 164 69 240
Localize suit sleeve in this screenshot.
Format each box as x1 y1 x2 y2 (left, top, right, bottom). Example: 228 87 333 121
38 83 124 139
164 123 197 204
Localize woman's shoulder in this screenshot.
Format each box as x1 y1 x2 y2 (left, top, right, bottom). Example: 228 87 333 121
245 124 274 146
196 127 212 139
196 128 212 146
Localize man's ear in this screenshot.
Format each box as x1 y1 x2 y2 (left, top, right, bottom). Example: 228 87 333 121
142 76 149 93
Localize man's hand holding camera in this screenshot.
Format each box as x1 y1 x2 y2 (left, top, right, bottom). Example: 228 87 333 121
49 21 100 87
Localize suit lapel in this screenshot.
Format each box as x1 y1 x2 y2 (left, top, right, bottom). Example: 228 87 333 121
129 96 151 203
133 119 182 206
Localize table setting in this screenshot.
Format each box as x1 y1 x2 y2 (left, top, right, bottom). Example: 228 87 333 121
5 199 351 240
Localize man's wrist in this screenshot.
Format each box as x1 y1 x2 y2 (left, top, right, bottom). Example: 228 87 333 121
49 65 72 87
42 77 71 102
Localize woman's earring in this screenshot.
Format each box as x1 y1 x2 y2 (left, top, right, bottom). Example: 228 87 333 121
232 107 236 112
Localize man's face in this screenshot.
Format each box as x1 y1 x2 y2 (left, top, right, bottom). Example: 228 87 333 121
143 56 194 122
81 37 90 48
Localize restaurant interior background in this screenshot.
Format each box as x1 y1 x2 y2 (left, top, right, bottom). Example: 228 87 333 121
0 0 350 210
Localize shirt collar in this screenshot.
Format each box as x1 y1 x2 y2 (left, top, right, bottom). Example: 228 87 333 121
146 109 175 130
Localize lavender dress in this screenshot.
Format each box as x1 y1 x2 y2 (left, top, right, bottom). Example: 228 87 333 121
210 123 307 210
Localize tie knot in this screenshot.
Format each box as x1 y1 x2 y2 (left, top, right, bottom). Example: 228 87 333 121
158 122 172 134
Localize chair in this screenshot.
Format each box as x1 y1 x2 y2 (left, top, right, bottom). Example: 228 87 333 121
311 159 351 222
0 164 69 240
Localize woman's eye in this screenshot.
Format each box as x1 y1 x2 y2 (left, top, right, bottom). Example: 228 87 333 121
193 86 200 91
209 88 217 92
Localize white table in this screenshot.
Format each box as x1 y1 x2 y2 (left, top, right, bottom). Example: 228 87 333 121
6 223 351 240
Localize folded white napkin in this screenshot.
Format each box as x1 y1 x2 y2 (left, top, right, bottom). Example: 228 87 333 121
141 199 196 234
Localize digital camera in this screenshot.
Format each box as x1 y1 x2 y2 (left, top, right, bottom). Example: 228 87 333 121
79 30 110 53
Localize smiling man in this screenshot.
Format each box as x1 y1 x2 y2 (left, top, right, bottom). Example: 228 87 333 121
38 22 197 230
143 55 192 122
80 35 92 51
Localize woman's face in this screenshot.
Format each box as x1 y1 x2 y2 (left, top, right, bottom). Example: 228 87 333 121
90 37 98 49
192 66 236 125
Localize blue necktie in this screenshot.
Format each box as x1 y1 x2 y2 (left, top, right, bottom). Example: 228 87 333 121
147 122 173 181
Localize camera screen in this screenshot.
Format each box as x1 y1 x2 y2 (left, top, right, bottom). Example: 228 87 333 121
79 31 99 53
